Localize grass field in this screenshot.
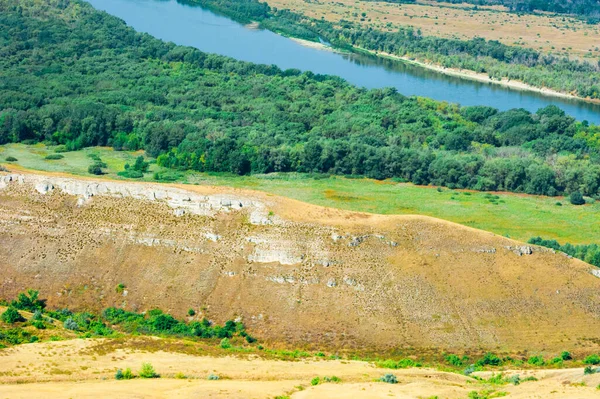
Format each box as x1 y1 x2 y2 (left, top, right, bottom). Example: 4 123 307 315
1 143 598 244
265 0 600 60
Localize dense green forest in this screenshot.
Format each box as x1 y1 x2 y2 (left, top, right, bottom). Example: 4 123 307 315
2 0 600 197
442 0 600 22
185 0 600 99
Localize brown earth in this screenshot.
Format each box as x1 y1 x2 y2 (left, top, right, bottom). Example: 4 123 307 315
1 171 600 354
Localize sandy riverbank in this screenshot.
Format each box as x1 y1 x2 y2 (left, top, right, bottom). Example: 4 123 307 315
286 35 599 104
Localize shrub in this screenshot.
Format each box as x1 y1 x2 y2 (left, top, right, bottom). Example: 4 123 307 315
187 309 196 317
476 352 502 367
584 366 595 375
376 358 418 369
63 317 79 331
310 377 320 386
115 284 126 294
527 355 545 366
380 373 398 384
1 307 25 324
139 363 159 378
220 338 231 349
116 368 134 380
117 169 143 178
507 375 521 385
207 374 220 380
445 354 463 366
463 364 476 376
88 163 104 175
5 156 17 162
323 376 341 383
584 354 600 365
31 320 46 329
560 351 572 360
45 154 64 160
569 191 585 205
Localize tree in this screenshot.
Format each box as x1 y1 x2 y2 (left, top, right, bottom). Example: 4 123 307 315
569 191 585 205
1 307 25 324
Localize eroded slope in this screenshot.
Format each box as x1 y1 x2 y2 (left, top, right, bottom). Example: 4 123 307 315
1 172 599 352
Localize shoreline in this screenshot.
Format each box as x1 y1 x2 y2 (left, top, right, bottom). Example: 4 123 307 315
285 34 600 105
364 48 600 104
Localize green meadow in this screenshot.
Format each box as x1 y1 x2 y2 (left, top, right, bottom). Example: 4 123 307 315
1 144 597 244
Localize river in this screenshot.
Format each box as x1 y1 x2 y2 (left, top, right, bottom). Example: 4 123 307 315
87 0 600 123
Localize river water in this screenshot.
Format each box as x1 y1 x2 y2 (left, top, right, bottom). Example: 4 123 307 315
87 0 600 123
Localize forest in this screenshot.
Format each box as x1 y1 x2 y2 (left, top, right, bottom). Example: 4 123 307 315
2 0 600 197
185 0 600 99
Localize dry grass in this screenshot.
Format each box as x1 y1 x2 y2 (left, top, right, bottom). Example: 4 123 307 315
0 338 599 398
264 0 600 60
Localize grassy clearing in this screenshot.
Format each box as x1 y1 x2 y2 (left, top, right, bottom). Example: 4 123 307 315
1 143 598 244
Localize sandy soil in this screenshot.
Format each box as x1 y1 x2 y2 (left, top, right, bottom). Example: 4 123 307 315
0 338 599 398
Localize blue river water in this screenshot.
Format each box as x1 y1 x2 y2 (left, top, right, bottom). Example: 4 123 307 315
87 0 600 123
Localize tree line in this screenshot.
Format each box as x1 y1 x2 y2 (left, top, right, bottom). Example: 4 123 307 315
2 0 600 197
183 0 600 99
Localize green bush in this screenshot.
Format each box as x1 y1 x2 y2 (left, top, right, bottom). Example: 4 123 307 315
584 354 600 365
139 363 159 378
310 377 320 386
207 373 220 380
1 307 25 324
45 154 64 160
220 338 231 349
475 352 502 367
380 373 398 384
527 355 545 366
117 169 143 178
63 317 79 331
5 156 17 162
31 320 46 329
187 309 196 317
445 354 463 366
569 191 585 205
561 351 572 360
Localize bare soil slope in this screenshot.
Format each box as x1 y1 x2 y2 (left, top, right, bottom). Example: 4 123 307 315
1 171 599 352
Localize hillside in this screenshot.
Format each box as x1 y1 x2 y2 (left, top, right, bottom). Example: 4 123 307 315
1 170 599 353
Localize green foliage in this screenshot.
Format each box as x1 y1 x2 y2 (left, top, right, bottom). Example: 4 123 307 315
584 354 600 365
376 358 420 369
5 156 17 162
527 355 545 366
30 320 46 330
0 327 38 346
45 154 64 160
528 237 600 267
207 373 220 380
117 169 143 178
220 337 232 349
139 363 159 378
445 354 464 366
569 191 586 205
561 351 573 361
380 373 398 384
3 0 600 199
187 308 196 317
584 365 599 375
11 289 46 312
1 307 25 324
310 377 320 386
115 283 126 294
63 317 79 331
476 353 502 367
